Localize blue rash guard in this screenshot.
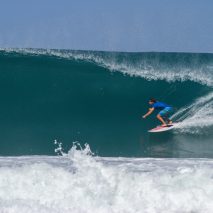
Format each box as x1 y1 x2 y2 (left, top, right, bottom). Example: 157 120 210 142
151 101 173 116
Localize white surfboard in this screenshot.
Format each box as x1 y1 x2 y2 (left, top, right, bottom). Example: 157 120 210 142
148 123 180 133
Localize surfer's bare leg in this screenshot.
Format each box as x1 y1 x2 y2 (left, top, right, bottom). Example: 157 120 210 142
168 119 173 124
157 114 167 126
165 117 172 124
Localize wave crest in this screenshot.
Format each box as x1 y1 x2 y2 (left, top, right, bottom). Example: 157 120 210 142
1 48 213 86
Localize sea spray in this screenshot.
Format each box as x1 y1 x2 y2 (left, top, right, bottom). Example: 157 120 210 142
172 92 213 134
54 140 64 156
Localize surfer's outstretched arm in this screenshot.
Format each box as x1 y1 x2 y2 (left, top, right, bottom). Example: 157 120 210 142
143 108 154 118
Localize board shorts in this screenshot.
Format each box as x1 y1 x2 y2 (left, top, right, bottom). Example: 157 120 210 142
159 107 173 117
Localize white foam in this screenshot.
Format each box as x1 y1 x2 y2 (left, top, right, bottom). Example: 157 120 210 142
0 145 213 212
172 92 213 134
1 48 213 86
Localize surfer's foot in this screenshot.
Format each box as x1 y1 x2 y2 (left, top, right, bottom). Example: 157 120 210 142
161 124 167 127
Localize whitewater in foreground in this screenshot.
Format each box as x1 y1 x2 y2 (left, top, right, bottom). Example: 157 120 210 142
0 144 213 213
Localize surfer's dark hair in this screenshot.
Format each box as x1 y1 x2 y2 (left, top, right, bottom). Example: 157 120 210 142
149 98 157 103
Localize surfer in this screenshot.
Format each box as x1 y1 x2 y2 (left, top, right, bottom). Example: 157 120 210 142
143 98 173 126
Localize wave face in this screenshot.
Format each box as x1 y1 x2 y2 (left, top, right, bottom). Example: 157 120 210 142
0 146 213 213
0 49 213 157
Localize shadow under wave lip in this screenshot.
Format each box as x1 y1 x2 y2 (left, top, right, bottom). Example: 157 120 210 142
1 48 213 86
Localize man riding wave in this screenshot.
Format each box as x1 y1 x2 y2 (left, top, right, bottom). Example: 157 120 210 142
143 98 173 127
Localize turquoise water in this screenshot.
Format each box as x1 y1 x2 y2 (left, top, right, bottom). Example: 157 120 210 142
1 49 213 212
0 49 212 157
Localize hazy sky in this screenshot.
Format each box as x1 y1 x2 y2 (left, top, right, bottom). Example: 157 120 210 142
0 0 213 52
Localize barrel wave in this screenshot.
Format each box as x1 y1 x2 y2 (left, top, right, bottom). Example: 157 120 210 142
0 48 213 157
1 49 213 212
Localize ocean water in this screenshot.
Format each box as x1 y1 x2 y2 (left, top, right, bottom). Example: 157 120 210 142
1 145 213 213
0 49 213 212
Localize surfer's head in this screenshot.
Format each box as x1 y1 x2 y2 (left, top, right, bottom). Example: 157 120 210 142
149 98 157 104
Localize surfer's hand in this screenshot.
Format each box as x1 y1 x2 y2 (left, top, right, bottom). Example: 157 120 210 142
142 115 146 119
